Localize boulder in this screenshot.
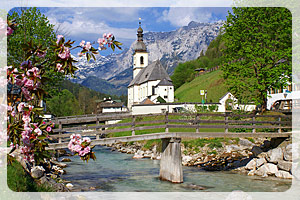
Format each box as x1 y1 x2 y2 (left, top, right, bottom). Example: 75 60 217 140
31 166 45 179
266 148 283 164
256 157 266 168
256 163 278 176
61 158 72 162
247 170 256 176
283 143 297 161
182 155 193 166
66 183 74 189
239 139 254 148
251 146 263 157
277 160 292 172
132 150 144 159
275 170 293 179
245 159 256 170
225 145 242 153
50 160 67 168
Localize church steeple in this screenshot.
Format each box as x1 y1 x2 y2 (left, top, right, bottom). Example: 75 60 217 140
134 19 147 52
132 18 149 79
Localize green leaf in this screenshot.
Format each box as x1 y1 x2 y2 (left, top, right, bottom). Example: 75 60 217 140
86 53 91 62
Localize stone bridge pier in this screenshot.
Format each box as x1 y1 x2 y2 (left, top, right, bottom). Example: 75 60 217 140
159 137 183 183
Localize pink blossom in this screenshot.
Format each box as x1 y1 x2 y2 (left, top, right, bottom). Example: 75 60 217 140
97 38 105 45
34 128 42 136
28 105 34 111
84 42 92 50
42 121 46 124
78 150 86 156
107 33 112 38
13 68 18 73
103 33 107 38
56 63 64 72
24 79 34 89
7 106 12 111
56 35 64 44
22 112 31 124
15 78 23 86
22 87 32 100
46 126 52 132
82 137 91 143
28 67 40 77
6 27 13 36
73 144 82 152
58 47 70 60
83 146 91 154
80 40 85 47
21 131 30 140
11 110 16 117
17 102 25 112
37 51 46 58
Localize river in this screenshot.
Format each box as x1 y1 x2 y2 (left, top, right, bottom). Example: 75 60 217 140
61 146 292 192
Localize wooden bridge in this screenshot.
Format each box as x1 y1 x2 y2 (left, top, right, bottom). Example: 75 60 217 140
48 112 292 183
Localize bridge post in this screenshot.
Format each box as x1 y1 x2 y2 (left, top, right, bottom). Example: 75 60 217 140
96 117 100 140
132 115 135 136
196 113 199 133
58 121 62 143
159 137 183 183
225 112 229 133
165 111 169 133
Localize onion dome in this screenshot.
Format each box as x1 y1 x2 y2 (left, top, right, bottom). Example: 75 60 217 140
134 20 147 52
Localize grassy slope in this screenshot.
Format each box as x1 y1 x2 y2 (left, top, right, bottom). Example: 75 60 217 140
175 70 228 103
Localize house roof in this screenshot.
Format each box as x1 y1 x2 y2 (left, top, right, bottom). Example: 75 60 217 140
128 60 172 87
157 78 173 86
140 98 155 105
98 102 124 108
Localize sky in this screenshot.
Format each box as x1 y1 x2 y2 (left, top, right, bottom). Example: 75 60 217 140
9 7 231 55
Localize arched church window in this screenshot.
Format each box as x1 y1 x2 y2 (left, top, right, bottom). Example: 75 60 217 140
140 56 144 65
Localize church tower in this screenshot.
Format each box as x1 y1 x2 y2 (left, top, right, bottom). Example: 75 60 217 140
133 19 148 78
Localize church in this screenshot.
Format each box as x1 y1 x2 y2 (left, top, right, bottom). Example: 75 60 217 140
127 22 174 109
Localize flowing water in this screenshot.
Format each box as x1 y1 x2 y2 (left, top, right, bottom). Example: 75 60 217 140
61 146 292 192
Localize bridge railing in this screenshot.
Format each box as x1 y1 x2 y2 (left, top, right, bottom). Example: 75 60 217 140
49 112 292 144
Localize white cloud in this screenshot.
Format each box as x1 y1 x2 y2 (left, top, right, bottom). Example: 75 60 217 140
158 7 223 27
45 8 140 41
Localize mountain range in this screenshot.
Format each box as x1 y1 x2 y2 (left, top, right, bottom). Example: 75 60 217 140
69 21 224 96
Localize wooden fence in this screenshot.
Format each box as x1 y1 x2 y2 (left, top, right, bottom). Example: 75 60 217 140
50 112 292 144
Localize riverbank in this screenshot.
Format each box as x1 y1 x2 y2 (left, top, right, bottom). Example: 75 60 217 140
8 149 70 192
106 137 294 179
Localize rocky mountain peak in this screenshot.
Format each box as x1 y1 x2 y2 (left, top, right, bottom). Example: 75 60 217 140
70 21 223 96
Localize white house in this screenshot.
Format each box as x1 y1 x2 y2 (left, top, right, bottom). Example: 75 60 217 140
127 21 174 109
267 81 300 110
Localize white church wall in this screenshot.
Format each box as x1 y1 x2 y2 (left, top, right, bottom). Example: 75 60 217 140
155 86 174 102
127 87 134 109
133 52 149 78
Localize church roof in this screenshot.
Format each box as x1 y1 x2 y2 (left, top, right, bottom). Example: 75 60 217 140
128 60 172 87
157 78 173 86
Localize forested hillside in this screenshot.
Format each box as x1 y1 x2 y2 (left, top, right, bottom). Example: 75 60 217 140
171 34 225 89
46 80 127 117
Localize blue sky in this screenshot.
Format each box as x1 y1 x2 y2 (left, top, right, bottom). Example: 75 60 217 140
10 7 231 55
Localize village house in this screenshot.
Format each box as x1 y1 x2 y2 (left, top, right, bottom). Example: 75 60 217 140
127 21 174 109
95 98 127 114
